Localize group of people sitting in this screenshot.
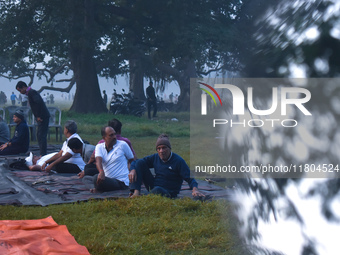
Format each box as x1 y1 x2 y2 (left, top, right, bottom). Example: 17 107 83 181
1 113 204 198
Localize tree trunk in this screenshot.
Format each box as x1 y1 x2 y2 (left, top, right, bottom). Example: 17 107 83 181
68 0 107 113
176 59 197 111
69 49 107 113
129 58 145 100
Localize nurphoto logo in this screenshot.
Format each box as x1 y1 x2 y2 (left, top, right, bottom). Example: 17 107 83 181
198 82 312 128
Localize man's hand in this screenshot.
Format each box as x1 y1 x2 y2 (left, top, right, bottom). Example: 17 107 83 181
192 187 205 198
36 117 42 122
41 162 47 171
128 169 137 183
78 171 85 178
0 143 7 151
44 164 53 172
96 171 105 185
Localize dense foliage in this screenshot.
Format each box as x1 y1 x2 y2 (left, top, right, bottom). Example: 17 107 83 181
0 0 246 112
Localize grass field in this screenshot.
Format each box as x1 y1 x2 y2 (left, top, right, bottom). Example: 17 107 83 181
0 108 249 254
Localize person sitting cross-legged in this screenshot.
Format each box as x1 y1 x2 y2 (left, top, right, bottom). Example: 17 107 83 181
129 134 205 199
90 126 134 193
79 118 136 178
0 109 29 155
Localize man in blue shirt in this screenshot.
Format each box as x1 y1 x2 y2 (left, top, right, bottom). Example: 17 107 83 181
0 109 29 155
129 134 204 198
10 92 18 105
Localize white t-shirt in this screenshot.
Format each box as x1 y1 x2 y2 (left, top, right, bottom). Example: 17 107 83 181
61 133 86 171
21 94 28 103
37 152 57 166
95 140 134 186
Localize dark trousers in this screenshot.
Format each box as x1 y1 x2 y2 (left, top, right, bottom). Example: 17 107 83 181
37 118 49 156
0 146 27 155
147 99 157 119
93 174 128 192
84 163 99 176
129 160 175 198
55 163 81 174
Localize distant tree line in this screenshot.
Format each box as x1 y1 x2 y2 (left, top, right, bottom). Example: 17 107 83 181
0 0 269 113
0 0 337 114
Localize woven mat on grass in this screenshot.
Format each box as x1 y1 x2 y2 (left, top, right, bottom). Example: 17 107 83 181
0 145 235 206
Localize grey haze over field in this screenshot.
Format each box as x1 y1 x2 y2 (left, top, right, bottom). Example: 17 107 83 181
0 75 180 102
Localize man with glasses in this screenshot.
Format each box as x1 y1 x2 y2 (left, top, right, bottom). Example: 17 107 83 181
129 134 204 198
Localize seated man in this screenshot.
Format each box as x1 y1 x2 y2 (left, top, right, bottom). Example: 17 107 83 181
67 137 95 168
91 126 134 193
0 116 10 146
108 118 136 158
0 110 29 155
129 134 204 198
80 118 136 178
41 120 85 173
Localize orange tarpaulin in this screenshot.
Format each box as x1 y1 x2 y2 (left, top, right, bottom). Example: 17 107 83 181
0 216 90 255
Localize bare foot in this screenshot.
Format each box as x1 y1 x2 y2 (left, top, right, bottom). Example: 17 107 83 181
129 190 140 198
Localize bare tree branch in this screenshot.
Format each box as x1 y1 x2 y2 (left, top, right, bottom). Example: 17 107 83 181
34 62 69 83
197 66 224 76
55 78 73 82
0 62 71 89
0 73 35 86
0 73 30 80
197 60 225 76
37 76 75 93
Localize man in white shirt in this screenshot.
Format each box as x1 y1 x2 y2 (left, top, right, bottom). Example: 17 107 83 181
26 138 95 171
92 126 134 193
41 120 86 173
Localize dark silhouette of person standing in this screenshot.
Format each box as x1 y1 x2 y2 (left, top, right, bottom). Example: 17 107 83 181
103 90 108 109
16 81 50 156
146 81 157 119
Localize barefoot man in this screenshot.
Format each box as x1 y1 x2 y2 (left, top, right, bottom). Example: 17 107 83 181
91 126 134 193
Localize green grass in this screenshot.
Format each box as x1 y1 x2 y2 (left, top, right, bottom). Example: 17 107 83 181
60 111 191 163
0 109 249 254
66 112 190 138
0 196 248 255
